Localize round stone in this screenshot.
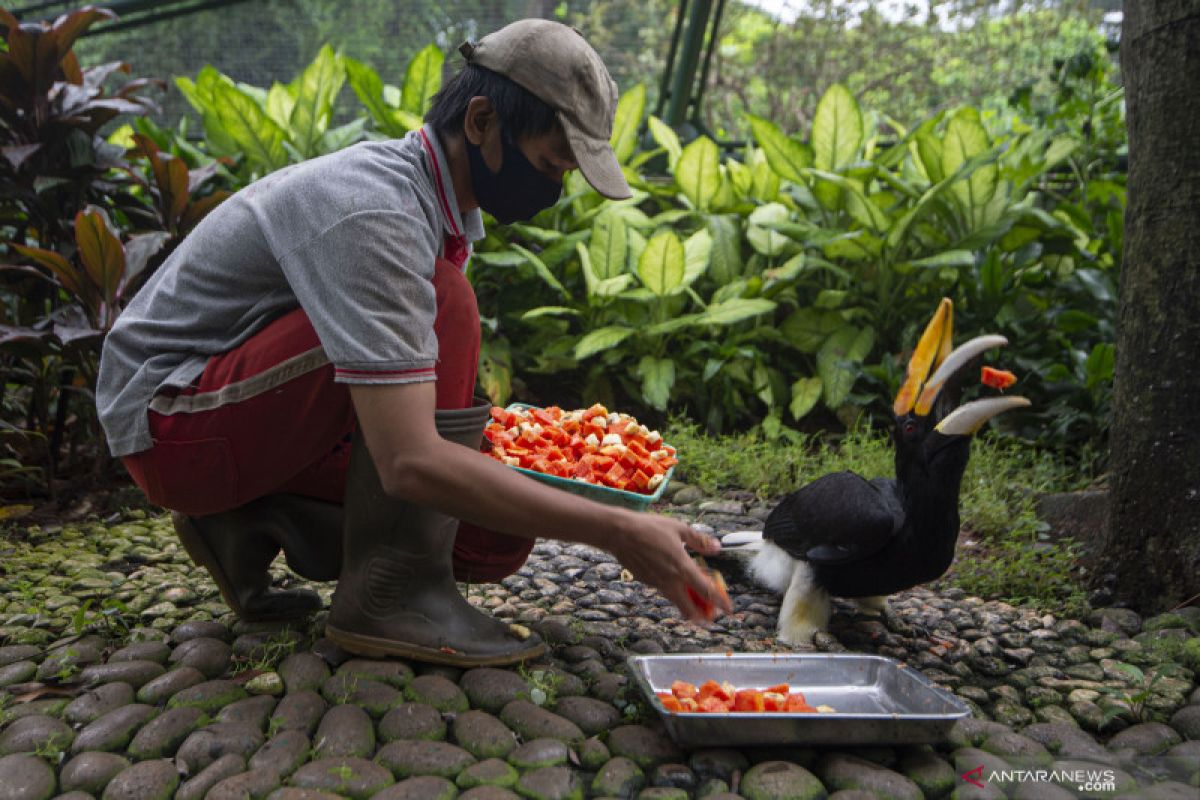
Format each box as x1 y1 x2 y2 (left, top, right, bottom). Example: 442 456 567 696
606 725 681 769
127 705 206 760
817 753 921 800
374 775 460 800
498 700 584 747
508 738 570 769
79 660 165 690
216 694 279 730
70 704 157 755
1168 705 1200 740
168 679 248 713
980 730 1053 765
321 674 402 718
288 756 395 798
689 749 750 782
270 689 328 736
0 646 40 668
457 758 519 790
592 756 645 797
108 640 171 665
375 740 477 779
207 767 284 800
550 695 621 736
0 753 56 800
740 761 826 800
171 620 231 644
176 721 266 773
579 736 610 770
101 758 180 800
649 763 698 791
405 675 469 713
898 748 956 798
64 682 136 726
250 730 312 777
337 659 414 689
380 702 447 743
136 665 206 705
60 751 131 795
246 671 286 696
0 662 36 688
278 652 332 694
515 765 583 800
460 668 532 714
0 714 75 755
314 704 375 758
175 753 247 800
451 710 516 760
170 637 233 679
1107 722 1183 755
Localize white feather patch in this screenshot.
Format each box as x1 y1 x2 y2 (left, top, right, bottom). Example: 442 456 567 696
749 541 798 593
778 563 830 646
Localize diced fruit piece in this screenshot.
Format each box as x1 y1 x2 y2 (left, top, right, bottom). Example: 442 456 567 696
670 680 698 700
981 366 1018 390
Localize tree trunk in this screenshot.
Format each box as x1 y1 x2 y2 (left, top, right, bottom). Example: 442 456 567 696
1098 0 1200 611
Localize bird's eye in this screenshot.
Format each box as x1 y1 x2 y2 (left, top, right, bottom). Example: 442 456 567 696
903 421 917 436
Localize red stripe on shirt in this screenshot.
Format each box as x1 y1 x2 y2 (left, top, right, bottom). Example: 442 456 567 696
419 128 462 238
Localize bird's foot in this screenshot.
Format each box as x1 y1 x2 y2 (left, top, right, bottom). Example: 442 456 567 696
854 596 889 617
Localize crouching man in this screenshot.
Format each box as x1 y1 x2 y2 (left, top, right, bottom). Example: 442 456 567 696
96 19 729 667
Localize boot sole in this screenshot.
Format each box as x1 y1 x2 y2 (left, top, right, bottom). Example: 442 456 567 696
325 623 547 667
174 513 315 623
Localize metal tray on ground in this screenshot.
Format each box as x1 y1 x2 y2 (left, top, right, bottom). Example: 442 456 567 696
628 652 970 747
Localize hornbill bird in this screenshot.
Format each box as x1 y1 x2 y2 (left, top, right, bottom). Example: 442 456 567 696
731 298 1029 645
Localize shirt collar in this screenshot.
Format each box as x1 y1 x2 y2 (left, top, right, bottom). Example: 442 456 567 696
419 125 485 243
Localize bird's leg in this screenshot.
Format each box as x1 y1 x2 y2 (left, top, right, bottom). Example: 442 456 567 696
776 563 830 647
854 596 889 616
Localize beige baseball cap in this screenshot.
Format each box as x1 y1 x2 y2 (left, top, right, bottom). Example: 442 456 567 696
460 19 633 200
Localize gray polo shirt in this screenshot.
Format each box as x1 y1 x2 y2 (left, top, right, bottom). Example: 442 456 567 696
96 126 484 458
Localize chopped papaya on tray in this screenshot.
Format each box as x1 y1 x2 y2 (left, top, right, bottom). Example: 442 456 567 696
655 681 828 714
981 366 1018 390
485 404 677 496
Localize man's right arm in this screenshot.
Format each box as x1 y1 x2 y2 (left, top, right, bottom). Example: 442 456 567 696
349 381 730 623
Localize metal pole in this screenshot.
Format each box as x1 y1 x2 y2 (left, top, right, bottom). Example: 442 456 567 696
691 0 726 125
654 0 690 120
663 0 712 129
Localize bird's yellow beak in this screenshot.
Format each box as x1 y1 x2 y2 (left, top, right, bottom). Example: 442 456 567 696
893 298 953 416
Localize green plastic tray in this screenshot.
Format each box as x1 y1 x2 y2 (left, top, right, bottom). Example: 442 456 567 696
496 403 675 512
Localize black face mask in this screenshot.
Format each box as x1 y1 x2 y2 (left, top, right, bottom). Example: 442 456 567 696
467 133 562 224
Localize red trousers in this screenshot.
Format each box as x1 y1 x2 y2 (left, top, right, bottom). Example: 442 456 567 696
122 258 533 582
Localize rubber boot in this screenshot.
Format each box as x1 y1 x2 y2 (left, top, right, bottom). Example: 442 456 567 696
173 494 343 622
325 399 546 666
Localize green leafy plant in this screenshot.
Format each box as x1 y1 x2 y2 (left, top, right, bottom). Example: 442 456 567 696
176 45 362 179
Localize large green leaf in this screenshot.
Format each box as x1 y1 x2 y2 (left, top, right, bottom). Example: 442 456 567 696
512 244 568 297
817 325 875 407
708 215 742 285
266 83 294 129
886 146 1004 251
589 211 630 280
611 84 646 164
747 203 790 256
699 298 776 326
804 169 889 232
906 249 976 269
521 306 579 319
780 307 843 352
288 45 345 159
637 231 685 296
401 44 444 116
747 115 810 182
675 136 721 211
682 229 712 288
345 57 410 138
790 376 823 420
575 326 635 360
637 356 676 411
175 68 240 156
212 81 288 172
647 116 682 168
812 84 863 172
942 109 997 228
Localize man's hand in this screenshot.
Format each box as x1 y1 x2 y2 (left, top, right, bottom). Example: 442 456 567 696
608 514 732 623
